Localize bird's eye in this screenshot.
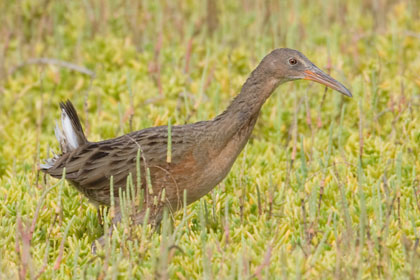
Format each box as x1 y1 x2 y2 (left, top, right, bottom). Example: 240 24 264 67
289 58 297 65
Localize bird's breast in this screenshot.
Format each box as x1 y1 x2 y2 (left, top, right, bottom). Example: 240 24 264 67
174 135 247 206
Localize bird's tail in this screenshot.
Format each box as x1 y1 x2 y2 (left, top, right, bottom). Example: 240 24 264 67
40 100 88 170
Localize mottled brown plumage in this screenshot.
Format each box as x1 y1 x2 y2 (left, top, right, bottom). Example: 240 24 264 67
41 48 351 246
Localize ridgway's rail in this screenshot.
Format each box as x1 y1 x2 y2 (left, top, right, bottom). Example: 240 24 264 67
40 48 352 250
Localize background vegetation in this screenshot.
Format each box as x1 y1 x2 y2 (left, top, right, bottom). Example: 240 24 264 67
1 0 420 278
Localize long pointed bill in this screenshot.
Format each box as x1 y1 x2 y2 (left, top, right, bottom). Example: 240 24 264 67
303 68 352 97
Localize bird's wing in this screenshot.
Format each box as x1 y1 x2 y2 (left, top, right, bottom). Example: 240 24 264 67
46 124 203 198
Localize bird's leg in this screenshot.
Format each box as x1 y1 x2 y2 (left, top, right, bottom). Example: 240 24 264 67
131 206 163 227
91 205 165 253
91 206 122 254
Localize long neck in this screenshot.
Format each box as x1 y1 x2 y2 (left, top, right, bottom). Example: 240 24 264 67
211 67 281 149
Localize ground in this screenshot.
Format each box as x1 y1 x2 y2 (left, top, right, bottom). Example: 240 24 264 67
0 0 420 278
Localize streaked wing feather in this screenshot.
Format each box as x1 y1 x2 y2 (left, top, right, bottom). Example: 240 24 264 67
47 124 200 201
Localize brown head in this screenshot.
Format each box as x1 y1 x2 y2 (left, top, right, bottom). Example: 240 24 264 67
259 48 352 97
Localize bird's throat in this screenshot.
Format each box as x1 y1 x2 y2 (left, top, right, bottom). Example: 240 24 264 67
211 68 281 154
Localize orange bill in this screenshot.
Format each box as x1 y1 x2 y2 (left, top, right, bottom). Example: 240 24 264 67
303 69 352 97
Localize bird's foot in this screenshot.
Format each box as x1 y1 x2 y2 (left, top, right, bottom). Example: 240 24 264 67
91 227 113 254
91 235 106 254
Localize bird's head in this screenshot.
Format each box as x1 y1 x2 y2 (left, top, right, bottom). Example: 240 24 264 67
261 48 352 97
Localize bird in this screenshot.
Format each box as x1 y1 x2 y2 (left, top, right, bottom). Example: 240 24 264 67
40 48 351 248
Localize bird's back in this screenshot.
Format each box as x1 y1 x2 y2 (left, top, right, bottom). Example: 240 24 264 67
44 116 212 206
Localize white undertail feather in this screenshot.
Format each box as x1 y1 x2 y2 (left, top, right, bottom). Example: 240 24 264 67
61 108 80 150
39 152 59 170
40 102 84 170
